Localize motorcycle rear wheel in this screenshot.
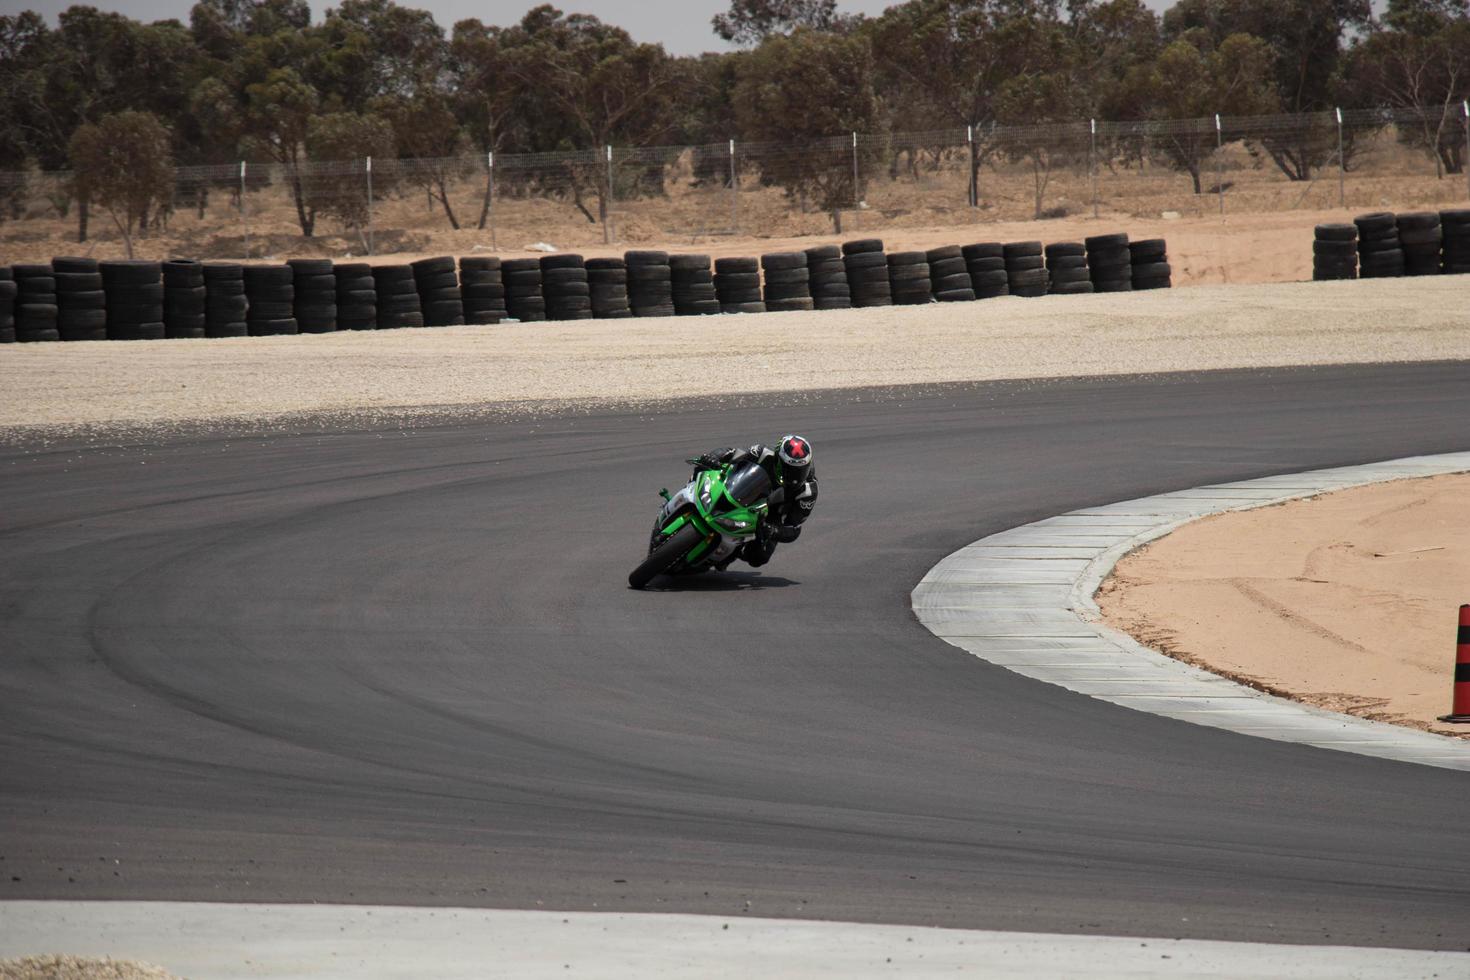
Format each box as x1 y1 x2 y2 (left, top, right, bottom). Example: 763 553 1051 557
628 523 705 589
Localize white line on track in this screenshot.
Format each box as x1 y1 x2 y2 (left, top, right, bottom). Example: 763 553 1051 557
912 452 1470 772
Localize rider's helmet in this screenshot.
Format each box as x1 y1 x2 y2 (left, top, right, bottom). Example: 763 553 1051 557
777 434 813 489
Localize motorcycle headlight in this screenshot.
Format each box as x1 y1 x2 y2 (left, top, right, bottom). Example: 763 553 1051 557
699 479 714 510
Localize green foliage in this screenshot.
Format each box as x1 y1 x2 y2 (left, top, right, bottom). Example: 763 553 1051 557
712 0 853 45
68 110 174 256
304 111 395 231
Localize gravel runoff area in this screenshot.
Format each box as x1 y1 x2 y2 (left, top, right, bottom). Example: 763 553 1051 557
1100 473 1470 739
1 276 1467 442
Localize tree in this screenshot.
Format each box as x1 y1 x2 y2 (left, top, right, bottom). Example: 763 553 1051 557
1117 31 1279 192
712 0 855 45
449 19 524 228
375 92 472 228
304 111 395 248
733 28 883 230
68 111 174 257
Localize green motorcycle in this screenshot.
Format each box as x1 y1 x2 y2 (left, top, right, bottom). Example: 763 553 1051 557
628 459 786 589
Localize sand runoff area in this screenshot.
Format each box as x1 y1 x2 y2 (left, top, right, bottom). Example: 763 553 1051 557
1099 473 1470 739
2 275 1469 439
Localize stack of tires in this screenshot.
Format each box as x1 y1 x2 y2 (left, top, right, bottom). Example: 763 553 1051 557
102 261 165 340
242 266 296 336
54 257 107 341
413 256 463 326
1003 242 1048 297
334 263 377 330
804 244 851 310
586 257 631 319
671 255 720 315
14 264 60 341
926 246 974 302
626 251 674 317
1311 225 1357 281
762 252 813 312
372 265 423 329
1129 239 1173 290
0 268 15 343
1396 213 1442 277
1044 243 1092 296
162 259 207 339
286 259 336 333
1084 234 1132 293
203 264 249 338
964 243 1008 299
714 257 764 314
885 251 932 305
1354 212 1404 279
843 239 891 308
539 254 592 321
1442 209 1470 274
502 258 547 322
460 258 508 324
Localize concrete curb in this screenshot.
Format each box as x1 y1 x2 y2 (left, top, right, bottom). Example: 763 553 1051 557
912 452 1470 772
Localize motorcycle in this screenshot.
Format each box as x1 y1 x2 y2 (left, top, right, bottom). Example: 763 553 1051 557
628 459 786 589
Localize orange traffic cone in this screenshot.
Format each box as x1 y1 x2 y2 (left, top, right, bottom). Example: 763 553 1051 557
1438 604 1470 723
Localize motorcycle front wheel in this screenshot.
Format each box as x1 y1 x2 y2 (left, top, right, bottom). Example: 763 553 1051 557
628 523 705 590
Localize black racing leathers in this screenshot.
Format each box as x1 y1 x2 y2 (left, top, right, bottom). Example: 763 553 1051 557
693 444 817 568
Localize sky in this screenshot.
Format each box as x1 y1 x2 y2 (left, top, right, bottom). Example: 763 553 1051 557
12 0 1174 56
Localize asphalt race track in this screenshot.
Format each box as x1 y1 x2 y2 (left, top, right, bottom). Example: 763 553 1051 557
2 361 1469 951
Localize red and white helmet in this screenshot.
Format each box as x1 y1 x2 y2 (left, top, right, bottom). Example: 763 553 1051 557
777 434 813 488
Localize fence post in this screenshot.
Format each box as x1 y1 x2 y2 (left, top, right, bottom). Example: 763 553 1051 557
365 155 374 256
604 144 614 245
967 125 976 208
729 139 738 234
239 160 249 258
1215 113 1224 218
1464 100 1469 202
1335 107 1345 208
487 152 497 251
1090 118 1099 219
851 131 860 227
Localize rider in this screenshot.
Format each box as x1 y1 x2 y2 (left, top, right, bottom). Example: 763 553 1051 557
691 434 818 568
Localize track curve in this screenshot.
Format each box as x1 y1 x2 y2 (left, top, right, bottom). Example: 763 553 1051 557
3 362 1469 949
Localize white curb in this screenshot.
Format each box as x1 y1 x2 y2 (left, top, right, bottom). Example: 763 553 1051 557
912 453 1470 772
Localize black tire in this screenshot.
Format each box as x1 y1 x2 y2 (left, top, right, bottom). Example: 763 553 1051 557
963 243 1004 260
925 245 962 262
1314 224 1357 242
804 245 842 262
585 257 625 271
761 252 805 271
629 522 706 589
842 238 883 255
625 250 669 266
1131 261 1172 279
715 257 758 274
1044 242 1085 258
1084 233 1129 251
843 251 887 270
928 257 967 278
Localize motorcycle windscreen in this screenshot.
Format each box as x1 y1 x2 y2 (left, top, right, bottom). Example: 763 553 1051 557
724 462 773 507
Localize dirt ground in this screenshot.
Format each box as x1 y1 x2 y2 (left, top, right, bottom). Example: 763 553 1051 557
0 956 178 980
1098 474 1470 739
2 275 1468 440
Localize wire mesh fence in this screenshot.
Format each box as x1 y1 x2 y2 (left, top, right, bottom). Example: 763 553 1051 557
1 106 1467 262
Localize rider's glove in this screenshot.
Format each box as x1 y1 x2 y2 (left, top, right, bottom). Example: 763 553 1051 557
694 448 734 471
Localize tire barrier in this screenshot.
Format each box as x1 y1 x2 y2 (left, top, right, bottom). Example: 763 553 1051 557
54 256 107 341
670 254 720 316
1084 233 1132 293
1313 224 1358 281
14 262 60 342
288 258 338 333
203 263 249 338
585 257 630 320
1397 212 1442 277
335 262 377 330
1129 239 1172 290
714 256 764 314
101 261 165 341
1044 242 1092 296
805 244 852 310
460 257 508 324
1443 210 1470 274
1355 212 1404 279
0 267 15 343
0 235 1177 343
762 251 813 312
501 257 546 322
1004 241 1048 297
964 243 1009 299
163 259 207 339
372 264 424 329
413 255 464 326
242 264 297 336
541 253 592 321
843 239 891 308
